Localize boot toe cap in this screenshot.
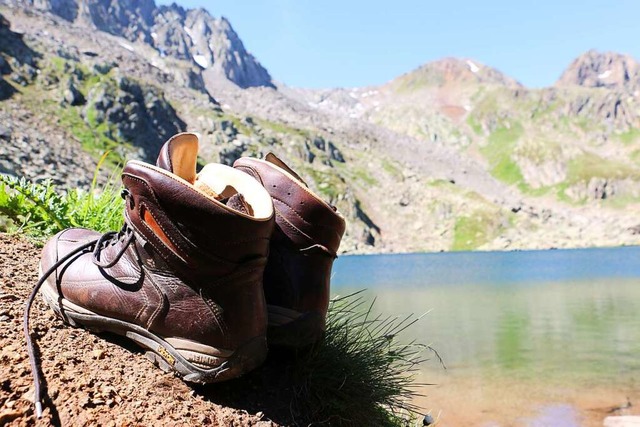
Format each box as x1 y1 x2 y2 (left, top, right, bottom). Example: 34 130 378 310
40 228 101 273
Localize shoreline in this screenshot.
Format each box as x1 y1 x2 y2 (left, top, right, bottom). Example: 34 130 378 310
340 243 640 256
416 370 640 427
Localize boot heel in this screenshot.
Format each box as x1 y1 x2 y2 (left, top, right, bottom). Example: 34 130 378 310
267 305 325 348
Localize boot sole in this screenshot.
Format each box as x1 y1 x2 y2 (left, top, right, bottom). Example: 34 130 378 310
40 281 267 383
267 304 325 348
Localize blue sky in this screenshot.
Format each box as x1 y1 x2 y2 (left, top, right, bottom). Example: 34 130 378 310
158 0 640 89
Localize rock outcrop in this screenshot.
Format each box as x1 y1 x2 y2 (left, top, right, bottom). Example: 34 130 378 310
84 74 186 161
0 11 39 99
153 6 274 89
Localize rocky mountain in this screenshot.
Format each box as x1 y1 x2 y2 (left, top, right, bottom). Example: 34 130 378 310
556 50 640 90
6 0 274 88
391 57 522 89
1 1 640 254
211 51 640 252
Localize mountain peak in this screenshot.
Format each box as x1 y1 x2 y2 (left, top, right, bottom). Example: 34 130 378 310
157 2 186 17
390 57 520 90
11 0 274 89
556 50 640 90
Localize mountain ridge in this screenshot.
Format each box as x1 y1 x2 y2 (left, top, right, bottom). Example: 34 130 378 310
12 0 640 92
4 0 274 89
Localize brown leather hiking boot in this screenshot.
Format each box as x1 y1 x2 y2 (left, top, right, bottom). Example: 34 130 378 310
35 133 274 390
233 154 346 347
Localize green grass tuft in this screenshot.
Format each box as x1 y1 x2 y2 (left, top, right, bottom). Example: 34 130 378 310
466 115 483 136
567 153 640 183
492 156 524 185
58 105 128 167
289 293 425 425
0 157 124 241
452 207 510 251
381 158 403 179
352 168 379 186
302 166 346 201
257 119 310 138
208 292 428 426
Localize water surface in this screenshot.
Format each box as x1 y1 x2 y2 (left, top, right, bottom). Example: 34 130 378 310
331 247 640 426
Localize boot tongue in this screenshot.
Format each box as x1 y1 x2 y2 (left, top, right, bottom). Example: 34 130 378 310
224 193 253 216
156 133 199 184
193 180 254 216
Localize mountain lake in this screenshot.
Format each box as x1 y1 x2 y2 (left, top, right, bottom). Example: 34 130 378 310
332 246 640 426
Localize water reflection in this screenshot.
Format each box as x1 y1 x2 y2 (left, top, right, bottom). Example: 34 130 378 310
331 247 640 422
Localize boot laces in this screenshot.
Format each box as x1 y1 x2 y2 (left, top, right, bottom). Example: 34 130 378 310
23 188 135 418
92 224 135 268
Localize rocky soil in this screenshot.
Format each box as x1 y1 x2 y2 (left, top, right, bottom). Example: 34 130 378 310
1 232 424 426
0 234 282 426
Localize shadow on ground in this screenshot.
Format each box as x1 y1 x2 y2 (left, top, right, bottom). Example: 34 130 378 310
95 290 424 427
194 347 314 426
100 332 349 426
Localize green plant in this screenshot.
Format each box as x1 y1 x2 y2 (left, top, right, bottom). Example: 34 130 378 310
302 166 346 201
381 158 403 179
452 207 509 251
0 154 124 240
208 291 430 426
452 215 489 251
567 153 640 182
57 105 128 167
257 118 310 138
351 167 379 186
287 292 427 425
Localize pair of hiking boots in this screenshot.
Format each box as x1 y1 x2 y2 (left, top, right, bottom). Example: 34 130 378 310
27 133 345 416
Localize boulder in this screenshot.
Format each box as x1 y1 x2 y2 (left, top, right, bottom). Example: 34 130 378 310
63 78 85 106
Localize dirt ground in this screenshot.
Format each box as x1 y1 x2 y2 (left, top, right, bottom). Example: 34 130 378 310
0 233 294 427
